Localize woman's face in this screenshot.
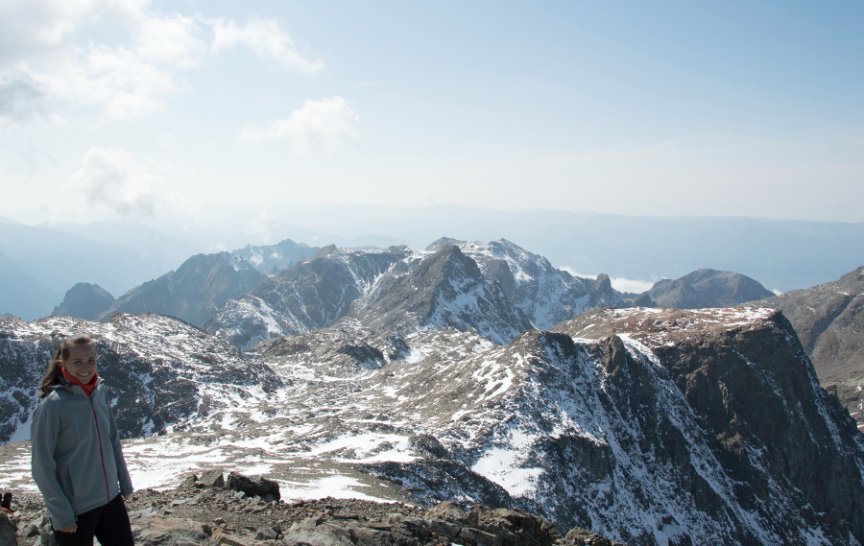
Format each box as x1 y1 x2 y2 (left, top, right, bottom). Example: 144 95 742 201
63 344 97 383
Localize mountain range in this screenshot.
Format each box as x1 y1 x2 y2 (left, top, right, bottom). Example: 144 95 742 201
198 204 864 292
3 231 864 544
1 305 862 544
49 238 768 348
206 239 624 349
4 211 864 319
0 220 199 319
47 240 320 327
38 236 864 430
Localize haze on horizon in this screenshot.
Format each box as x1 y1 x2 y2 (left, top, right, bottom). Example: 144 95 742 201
1 0 862 232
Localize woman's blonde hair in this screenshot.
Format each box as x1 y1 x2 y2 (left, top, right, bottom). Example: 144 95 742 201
39 335 95 399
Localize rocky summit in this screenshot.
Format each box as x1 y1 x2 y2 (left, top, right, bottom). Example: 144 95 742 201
1 306 863 545
2 470 623 546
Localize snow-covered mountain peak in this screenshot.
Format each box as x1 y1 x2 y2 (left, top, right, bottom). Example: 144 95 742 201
421 239 624 331
430 238 554 283
230 238 319 276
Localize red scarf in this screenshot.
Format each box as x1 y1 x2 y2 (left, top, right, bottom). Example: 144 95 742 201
61 368 99 397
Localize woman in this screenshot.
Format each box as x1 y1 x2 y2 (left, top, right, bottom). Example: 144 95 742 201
31 335 135 545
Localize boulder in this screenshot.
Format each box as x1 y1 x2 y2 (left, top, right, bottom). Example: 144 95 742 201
0 511 17 546
225 472 280 501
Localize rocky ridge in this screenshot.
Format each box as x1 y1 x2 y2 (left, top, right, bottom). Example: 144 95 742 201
557 307 864 543
2 471 622 546
428 238 623 329
762 266 864 430
207 239 622 350
102 253 266 327
206 246 413 348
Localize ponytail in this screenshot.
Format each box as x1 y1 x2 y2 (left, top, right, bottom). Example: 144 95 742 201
39 335 95 398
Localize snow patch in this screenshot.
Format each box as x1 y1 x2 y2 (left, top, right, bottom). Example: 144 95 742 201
278 474 390 503
472 428 543 497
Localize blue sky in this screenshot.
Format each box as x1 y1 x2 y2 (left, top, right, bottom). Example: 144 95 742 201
1 0 862 232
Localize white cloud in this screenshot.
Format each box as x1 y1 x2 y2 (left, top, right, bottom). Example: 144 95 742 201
134 13 206 68
3 4 322 120
10 6 195 120
0 0 149 58
67 147 200 223
40 43 181 119
245 209 278 244
563 267 656 294
610 277 655 294
0 71 45 126
239 97 359 153
70 147 163 218
210 17 322 72
0 1 85 56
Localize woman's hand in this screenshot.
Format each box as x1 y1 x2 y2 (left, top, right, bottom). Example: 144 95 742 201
56 523 78 533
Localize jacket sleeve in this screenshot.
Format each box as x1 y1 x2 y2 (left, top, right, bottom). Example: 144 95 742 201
107 401 133 496
30 399 77 529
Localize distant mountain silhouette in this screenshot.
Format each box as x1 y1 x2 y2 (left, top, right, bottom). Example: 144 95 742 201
0 220 196 318
635 268 774 308
4 214 864 319
52 282 115 320
105 252 265 326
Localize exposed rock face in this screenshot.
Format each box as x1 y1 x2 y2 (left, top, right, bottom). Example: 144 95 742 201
107 252 265 326
639 268 773 309
762 266 864 429
355 245 532 344
51 282 115 320
206 246 411 348
556 307 864 544
430 238 624 329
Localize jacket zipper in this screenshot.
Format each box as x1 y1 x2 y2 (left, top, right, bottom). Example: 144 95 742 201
89 394 111 503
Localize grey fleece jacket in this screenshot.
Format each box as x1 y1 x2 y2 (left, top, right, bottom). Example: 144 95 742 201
30 378 134 529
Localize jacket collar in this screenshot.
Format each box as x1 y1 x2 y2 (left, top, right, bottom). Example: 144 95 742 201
53 375 104 397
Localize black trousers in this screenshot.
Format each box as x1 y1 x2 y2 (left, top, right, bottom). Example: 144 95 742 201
53 494 134 546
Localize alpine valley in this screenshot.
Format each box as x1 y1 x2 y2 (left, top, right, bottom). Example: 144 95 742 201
1 239 863 545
